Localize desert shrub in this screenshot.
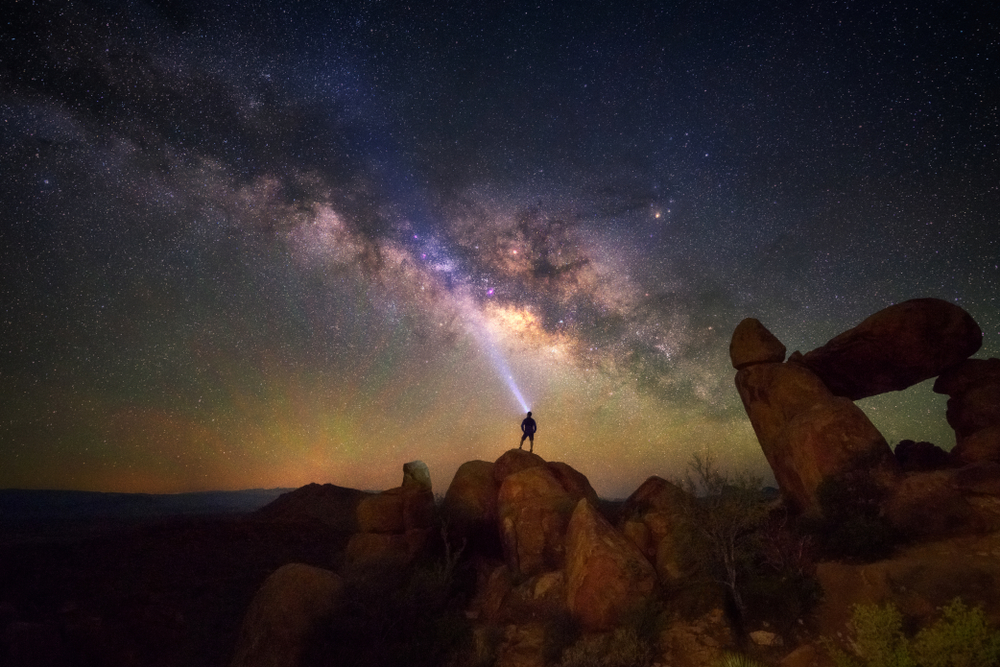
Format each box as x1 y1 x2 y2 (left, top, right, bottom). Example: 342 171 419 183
557 627 653 667
824 598 1000 667
808 472 902 562
678 452 769 618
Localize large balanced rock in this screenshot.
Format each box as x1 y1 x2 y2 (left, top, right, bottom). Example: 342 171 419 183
497 464 578 576
934 358 1000 464
730 318 787 370
565 499 657 632
735 359 898 514
230 563 343 667
801 298 982 400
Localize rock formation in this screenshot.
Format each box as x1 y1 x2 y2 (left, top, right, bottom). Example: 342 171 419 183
617 476 689 583
440 459 500 546
732 332 897 514
934 358 1000 464
497 464 578 576
800 298 982 400
345 461 436 567
230 563 343 667
730 299 989 518
565 499 657 631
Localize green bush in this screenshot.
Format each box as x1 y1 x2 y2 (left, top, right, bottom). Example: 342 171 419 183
713 654 767 667
825 598 1000 667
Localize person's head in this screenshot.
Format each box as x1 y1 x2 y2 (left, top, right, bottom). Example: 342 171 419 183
527 411 532 417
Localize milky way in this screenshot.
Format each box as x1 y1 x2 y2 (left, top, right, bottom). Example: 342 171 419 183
2 1 997 496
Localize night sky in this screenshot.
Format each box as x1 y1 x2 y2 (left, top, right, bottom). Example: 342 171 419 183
2 0 998 497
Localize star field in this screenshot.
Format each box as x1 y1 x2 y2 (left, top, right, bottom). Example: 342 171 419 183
1 0 998 497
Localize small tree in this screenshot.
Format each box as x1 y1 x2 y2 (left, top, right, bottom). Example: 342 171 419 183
680 452 769 618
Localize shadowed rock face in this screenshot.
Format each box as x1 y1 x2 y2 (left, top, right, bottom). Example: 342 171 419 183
730 317 787 370
801 298 982 401
230 563 343 667
934 358 1000 464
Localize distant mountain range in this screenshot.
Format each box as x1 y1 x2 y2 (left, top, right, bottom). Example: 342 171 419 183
0 488 294 523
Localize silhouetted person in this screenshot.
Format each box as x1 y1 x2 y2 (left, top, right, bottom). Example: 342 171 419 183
519 411 537 452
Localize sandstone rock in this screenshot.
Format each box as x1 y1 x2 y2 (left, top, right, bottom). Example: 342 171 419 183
618 476 690 582
813 531 1000 639
951 425 1000 465
402 460 432 491
735 361 897 514
343 528 433 568
230 563 342 667
497 466 576 576
884 468 1000 537
658 608 733 667
894 439 951 472
750 629 783 647
442 460 499 525
730 318 787 370
545 461 599 506
495 623 547 667
801 298 982 400
565 499 657 632
779 643 823 667
934 358 1000 459
356 486 435 533
494 449 547 484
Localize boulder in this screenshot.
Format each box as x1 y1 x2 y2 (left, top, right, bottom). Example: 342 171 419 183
545 461 599 507
934 358 1000 460
801 298 982 400
658 608 734 667
344 529 432 568
893 440 951 472
564 499 657 632
230 563 342 667
356 486 435 533
618 477 690 582
494 449 547 484
730 318 787 370
735 361 897 514
441 459 499 529
497 466 577 576
402 460 432 491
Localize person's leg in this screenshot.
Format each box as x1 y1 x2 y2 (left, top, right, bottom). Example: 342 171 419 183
529 435 534 453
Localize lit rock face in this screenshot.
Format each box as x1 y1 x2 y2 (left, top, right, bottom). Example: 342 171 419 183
617 476 690 583
800 298 982 400
230 563 343 667
493 449 547 484
497 465 577 576
565 499 657 632
934 358 1000 465
402 460 432 491
734 357 896 514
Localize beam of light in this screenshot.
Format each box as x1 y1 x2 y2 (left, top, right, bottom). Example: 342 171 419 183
460 297 531 413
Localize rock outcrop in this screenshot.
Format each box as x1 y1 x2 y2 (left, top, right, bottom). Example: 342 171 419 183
497 464 577 576
800 298 982 401
230 563 343 667
934 358 1000 464
733 345 897 514
565 499 657 631
617 476 689 583
345 461 436 567
440 459 500 544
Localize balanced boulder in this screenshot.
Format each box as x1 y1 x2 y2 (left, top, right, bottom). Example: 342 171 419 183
730 318 787 370
801 298 982 400
734 359 897 514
